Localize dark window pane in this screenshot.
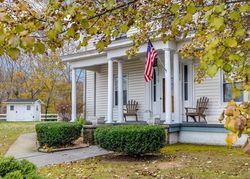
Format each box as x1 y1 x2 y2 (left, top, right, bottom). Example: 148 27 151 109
184 83 188 101
123 90 127 105
115 91 118 105
10 105 14 111
184 65 188 82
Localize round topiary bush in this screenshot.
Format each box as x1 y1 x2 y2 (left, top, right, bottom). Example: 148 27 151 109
36 122 82 148
0 156 42 179
94 125 165 155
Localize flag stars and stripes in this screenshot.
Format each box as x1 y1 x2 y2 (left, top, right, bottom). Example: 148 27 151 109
144 40 158 82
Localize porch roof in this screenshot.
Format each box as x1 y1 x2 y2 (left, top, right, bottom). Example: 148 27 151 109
62 38 177 69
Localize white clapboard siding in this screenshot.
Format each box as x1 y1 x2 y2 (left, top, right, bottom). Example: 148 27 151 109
193 70 226 123
86 58 145 121
86 71 95 118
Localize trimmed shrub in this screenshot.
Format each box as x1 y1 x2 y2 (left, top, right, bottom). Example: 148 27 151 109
0 156 42 179
36 122 82 147
95 125 165 155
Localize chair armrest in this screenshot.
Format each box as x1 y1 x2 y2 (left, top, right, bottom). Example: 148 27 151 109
185 107 197 112
198 107 208 109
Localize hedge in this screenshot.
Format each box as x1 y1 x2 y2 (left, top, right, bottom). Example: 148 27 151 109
94 125 165 155
36 122 82 148
0 156 42 179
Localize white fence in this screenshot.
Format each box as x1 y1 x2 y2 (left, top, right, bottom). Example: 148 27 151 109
0 113 59 121
40 114 59 121
0 114 6 121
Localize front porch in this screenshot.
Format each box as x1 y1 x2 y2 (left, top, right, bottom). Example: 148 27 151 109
65 40 196 124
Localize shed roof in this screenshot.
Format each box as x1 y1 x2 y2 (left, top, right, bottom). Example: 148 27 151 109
4 99 41 104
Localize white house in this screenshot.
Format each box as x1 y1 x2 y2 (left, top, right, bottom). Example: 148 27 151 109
62 29 248 146
4 99 42 121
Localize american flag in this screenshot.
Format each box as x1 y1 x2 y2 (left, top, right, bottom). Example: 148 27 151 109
144 40 158 82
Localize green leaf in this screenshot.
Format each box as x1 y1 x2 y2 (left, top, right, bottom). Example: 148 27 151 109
66 27 75 38
81 37 89 46
96 41 105 50
232 87 242 99
80 19 89 29
15 25 25 34
187 4 196 14
211 16 224 31
213 4 225 13
88 27 97 35
34 42 46 54
235 29 245 37
239 4 250 12
54 21 63 32
207 64 218 77
46 30 57 41
8 48 20 60
229 54 241 61
245 41 250 49
170 4 180 14
223 64 232 72
120 24 129 33
224 38 237 48
229 11 240 21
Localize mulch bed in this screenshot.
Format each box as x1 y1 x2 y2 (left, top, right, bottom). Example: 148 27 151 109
38 137 89 153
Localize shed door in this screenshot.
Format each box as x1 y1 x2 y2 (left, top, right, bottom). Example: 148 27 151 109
15 105 25 121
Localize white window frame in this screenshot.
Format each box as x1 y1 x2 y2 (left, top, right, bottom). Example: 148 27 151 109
220 71 247 104
113 74 128 106
27 105 31 110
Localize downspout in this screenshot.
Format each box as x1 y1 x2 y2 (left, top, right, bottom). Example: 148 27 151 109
94 72 96 116
84 70 87 119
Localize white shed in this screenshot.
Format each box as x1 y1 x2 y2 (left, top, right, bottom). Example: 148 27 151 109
4 99 42 121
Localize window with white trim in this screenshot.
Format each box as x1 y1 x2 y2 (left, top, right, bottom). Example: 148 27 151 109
114 75 128 106
222 75 243 102
27 105 31 110
10 105 14 111
183 65 189 101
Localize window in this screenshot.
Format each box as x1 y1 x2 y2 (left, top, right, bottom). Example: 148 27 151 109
114 75 128 106
10 105 14 111
36 105 39 111
223 75 243 102
184 65 188 101
27 105 31 110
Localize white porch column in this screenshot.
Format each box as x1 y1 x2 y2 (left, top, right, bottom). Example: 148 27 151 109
107 59 113 123
164 49 172 124
71 68 77 122
117 60 123 123
174 52 180 123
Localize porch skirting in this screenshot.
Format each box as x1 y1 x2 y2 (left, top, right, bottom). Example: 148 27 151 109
167 123 248 146
83 123 248 147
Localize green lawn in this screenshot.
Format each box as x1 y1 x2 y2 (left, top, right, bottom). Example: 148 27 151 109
39 144 250 179
0 121 36 155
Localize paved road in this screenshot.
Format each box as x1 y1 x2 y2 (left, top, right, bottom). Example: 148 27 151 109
5 133 110 167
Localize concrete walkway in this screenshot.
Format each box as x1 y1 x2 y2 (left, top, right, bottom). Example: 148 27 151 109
5 133 110 167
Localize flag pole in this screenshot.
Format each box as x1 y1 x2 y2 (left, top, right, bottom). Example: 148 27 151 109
147 39 168 73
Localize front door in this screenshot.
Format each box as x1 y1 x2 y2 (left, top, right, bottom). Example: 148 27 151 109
152 68 161 118
181 63 193 121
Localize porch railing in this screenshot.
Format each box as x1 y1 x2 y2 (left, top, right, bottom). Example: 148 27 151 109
0 114 6 121
40 114 59 121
